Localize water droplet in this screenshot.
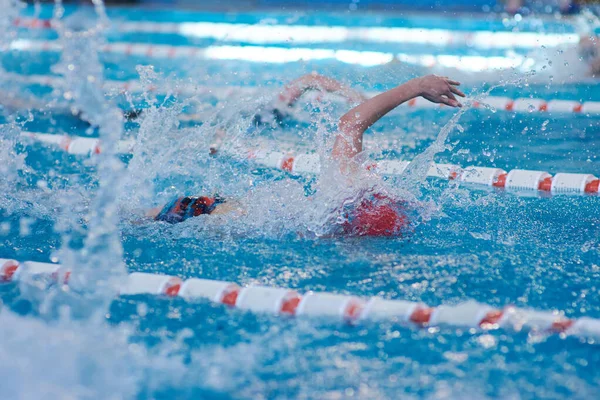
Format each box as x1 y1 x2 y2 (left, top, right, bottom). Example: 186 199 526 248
137 302 148 317
36 180 48 190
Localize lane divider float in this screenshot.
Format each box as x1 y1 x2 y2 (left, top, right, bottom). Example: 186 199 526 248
6 38 582 73
1 258 599 339
8 73 600 115
12 17 579 50
19 130 600 196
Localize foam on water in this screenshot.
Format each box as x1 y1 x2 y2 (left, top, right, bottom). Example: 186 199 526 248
48 2 127 310
0 4 157 397
0 1 26 203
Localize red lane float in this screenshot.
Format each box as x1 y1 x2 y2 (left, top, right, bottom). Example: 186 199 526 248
0 259 69 284
18 131 600 196
2 258 599 338
9 72 600 116
487 169 600 194
13 17 53 29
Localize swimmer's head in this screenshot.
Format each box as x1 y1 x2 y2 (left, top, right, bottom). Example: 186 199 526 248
579 35 599 61
251 107 287 129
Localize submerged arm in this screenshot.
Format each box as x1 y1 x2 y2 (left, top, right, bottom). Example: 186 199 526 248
331 75 465 171
278 73 366 106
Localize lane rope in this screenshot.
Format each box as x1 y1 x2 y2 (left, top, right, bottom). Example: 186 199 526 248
9 73 600 115
12 17 579 49
1 258 598 339
19 130 600 196
6 38 573 72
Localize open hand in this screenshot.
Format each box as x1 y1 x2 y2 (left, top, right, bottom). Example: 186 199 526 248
414 75 465 107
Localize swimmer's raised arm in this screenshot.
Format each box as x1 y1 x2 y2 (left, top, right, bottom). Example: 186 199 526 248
332 75 464 170
278 73 366 106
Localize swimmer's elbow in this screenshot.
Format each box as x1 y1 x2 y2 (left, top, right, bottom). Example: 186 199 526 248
339 111 368 138
332 125 363 165
146 206 162 219
339 112 357 131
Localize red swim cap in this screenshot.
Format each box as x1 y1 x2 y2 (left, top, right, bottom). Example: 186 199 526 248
343 194 408 237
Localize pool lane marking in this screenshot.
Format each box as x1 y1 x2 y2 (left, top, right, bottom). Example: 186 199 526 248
8 38 584 72
12 17 579 50
0 259 598 338
8 73 600 116
18 131 600 196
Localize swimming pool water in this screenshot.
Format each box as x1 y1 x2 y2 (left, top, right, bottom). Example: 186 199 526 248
1 4 600 399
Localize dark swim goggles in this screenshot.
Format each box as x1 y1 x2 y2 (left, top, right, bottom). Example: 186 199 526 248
251 107 289 128
155 195 226 224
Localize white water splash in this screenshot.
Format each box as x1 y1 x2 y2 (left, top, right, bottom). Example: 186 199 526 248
0 1 27 210
0 309 192 400
120 67 205 211
397 107 468 195
0 0 24 61
47 2 126 312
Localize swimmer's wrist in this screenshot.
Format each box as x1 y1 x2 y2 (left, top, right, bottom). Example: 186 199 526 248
403 78 423 98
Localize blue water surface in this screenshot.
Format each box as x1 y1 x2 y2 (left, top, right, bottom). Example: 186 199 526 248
1 5 599 399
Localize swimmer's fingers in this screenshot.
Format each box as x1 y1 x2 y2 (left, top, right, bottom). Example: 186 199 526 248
449 85 466 98
441 91 462 107
439 95 461 107
444 86 463 107
441 76 465 97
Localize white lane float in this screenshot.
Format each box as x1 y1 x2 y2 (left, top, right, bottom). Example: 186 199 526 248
18 131 600 196
12 17 579 50
1 258 599 339
8 72 600 116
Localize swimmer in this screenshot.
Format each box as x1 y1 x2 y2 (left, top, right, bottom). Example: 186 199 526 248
148 74 465 236
0 90 142 123
538 34 600 79
251 72 367 128
504 0 577 15
579 35 600 77
502 33 600 82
